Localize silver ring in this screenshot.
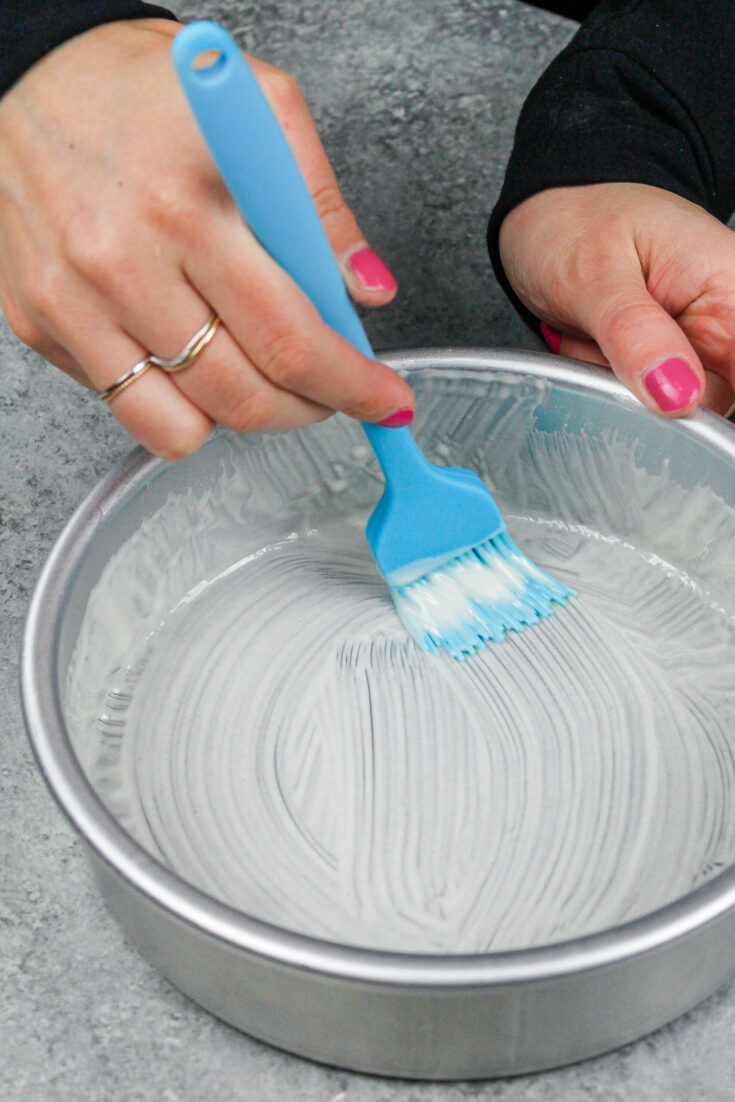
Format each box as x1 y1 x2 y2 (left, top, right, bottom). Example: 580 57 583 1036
98 358 152 403
149 312 221 374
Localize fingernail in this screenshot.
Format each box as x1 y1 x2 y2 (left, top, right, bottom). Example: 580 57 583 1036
540 322 562 354
347 247 397 291
644 357 701 412
377 407 414 428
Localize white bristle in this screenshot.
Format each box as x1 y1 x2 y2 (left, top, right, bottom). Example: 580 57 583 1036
390 531 573 660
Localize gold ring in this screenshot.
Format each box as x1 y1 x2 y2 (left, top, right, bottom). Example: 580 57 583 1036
98 358 152 403
149 312 221 374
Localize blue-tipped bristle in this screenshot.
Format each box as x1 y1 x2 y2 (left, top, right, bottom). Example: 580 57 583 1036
389 531 574 660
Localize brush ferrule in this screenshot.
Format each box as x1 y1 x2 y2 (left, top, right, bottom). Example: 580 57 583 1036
361 422 435 485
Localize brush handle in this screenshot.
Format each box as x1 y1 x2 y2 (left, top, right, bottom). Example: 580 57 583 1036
173 21 426 479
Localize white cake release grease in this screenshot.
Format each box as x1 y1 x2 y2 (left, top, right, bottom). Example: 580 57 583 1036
65 373 735 953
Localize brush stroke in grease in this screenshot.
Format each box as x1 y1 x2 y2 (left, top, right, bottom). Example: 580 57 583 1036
65 373 735 953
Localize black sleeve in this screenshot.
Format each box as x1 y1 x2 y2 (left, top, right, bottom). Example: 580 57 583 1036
529 1 599 18
0 2 178 98
487 0 735 336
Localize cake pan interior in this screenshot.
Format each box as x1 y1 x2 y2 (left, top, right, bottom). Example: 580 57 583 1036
25 349 735 1075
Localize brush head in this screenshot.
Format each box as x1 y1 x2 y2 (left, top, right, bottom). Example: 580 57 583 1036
390 531 574 660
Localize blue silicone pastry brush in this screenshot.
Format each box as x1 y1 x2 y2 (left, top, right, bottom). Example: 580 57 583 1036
173 21 573 659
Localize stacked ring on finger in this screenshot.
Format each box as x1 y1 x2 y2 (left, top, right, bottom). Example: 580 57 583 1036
98 357 153 404
149 311 221 374
98 311 221 403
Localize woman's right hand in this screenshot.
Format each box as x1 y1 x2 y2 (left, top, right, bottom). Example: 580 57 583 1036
0 18 414 459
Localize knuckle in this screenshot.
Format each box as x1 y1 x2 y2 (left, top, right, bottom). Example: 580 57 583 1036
2 296 42 348
63 217 127 288
140 180 199 241
226 388 278 434
310 181 347 224
155 422 210 461
259 330 315 390
262 68 304 114
599 298 651 346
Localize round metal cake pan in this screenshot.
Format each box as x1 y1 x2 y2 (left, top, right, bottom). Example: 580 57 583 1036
20 348 735 1080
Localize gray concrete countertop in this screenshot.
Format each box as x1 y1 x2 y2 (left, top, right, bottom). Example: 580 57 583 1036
3 2 734 1099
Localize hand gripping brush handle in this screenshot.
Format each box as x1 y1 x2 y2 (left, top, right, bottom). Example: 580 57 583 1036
173 22 572 658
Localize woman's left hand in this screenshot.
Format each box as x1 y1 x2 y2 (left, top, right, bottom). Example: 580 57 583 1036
499 182 735 417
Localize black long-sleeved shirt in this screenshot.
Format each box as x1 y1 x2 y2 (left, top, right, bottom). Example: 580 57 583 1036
1 2 733 339
0 2 177 97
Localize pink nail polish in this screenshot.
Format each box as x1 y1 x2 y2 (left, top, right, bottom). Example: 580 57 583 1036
347 247 397 291
540 322 562 354
644 358 701 412
378 408 414 428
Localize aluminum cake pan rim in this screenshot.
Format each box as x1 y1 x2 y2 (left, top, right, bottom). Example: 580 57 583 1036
21 347 735 988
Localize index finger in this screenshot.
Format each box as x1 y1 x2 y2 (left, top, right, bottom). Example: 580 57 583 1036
183 208 414 423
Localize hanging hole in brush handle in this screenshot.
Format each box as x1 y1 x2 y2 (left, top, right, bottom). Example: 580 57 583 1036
173 21 424 473
190 49 224 72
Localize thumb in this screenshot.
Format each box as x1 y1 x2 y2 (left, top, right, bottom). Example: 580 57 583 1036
582 270 704 416
253 60 398 305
